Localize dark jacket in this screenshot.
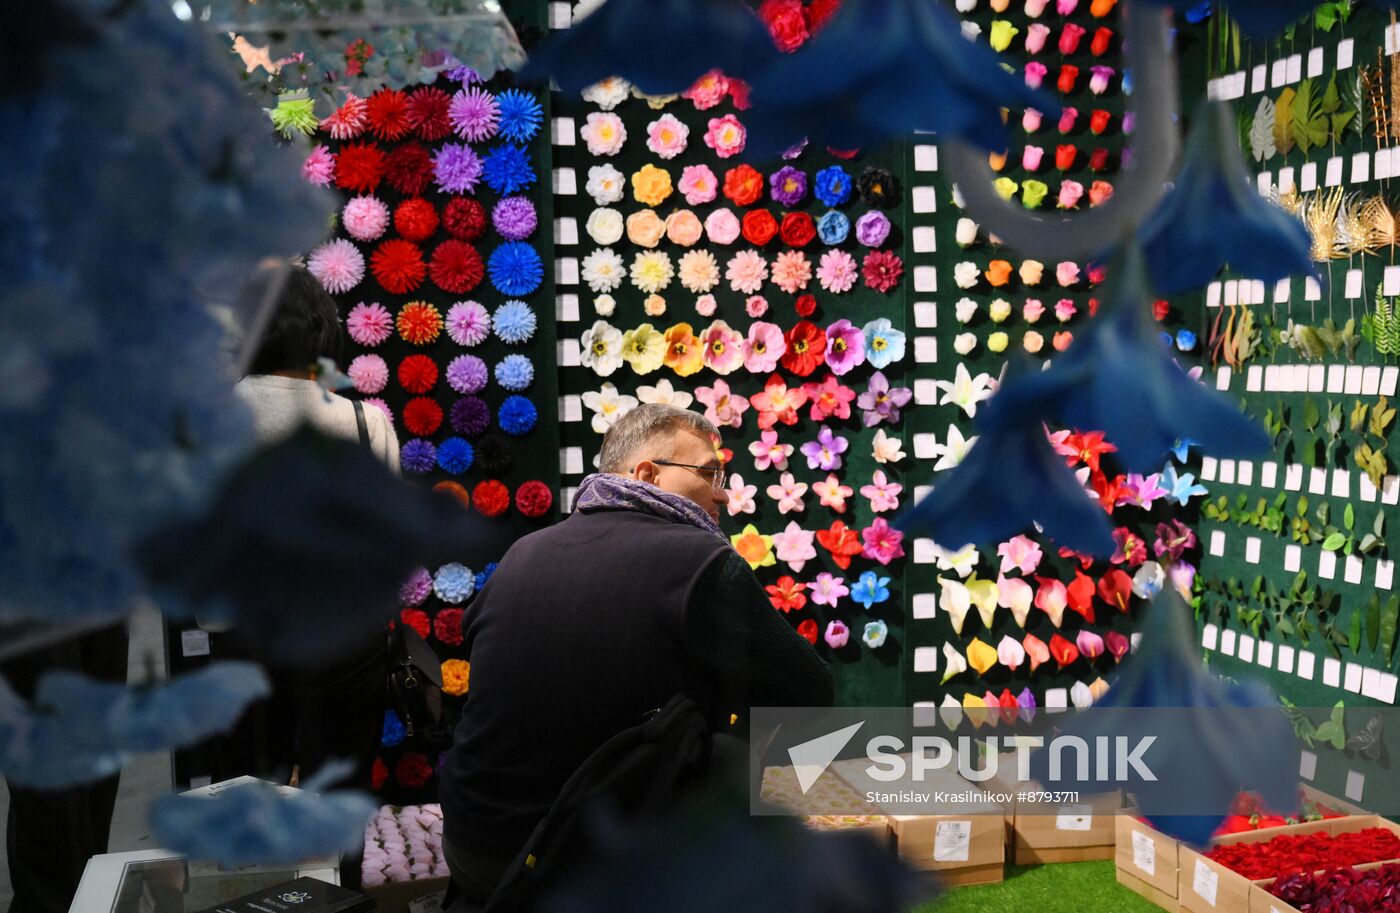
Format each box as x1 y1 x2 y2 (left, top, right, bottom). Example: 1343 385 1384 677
439 508 834 855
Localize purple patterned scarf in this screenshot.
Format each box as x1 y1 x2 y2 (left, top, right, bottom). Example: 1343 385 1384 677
573 473 724 540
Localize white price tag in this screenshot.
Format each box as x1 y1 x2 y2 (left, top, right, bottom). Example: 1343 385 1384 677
1339 38 1355 70
1301 162 1319 192
1308 48 1325 78
1326 156 1345 187
1353 153 1371 184
934 820 972 862
1252 64 1268 93
1287 54 1303 83
1132 832 1157 876
181 629 211 657
1271 59 1288 88
1346 269 1364 298
1194 859 1219 907
1055 806 1093 831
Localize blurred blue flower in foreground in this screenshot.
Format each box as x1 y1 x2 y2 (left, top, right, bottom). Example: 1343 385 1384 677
137 428 498 664
1138 0 1387 39
519 0 777 95
1 662 269 788
150 762 375 867
1140 99 1313 295
745 0 1056 158
897 366 1114 556
1030 587 1298 846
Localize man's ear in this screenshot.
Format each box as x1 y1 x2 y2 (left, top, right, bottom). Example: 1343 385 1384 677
632 459 657 484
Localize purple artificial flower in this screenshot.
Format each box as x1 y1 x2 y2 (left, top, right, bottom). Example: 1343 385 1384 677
769 165 808 208
824 318 867 375
449 86 498 141
492 195 539 241
446 354 488 393
1089 65 1116 95
401 439 437 474
1017 687 1036 711
1153 519 1198 562
398 567 433 605
1122 111 1137 135
447 64 482 85
450 396 491 436
781 138 809 160
433 143 483 194
446 301 491 346
855 211 892 247
800 425 850 472
857 371 913 427
1117 472 1168 510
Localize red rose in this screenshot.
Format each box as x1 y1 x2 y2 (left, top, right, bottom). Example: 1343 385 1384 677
403 397 443 437
1153 299 1170 321
1089 109 1113 136
1058 64 1080 94
723 165 764 206
371 757 388 790
399 608 431 639
395 752 434 788
397 354 438 394
515 480 554 518
758 0 809 52
794 293 817 318
779 211 816 247
742 209 779 246
1089 148 1111 172
806 0 842 32
433 608 464 646
473 480 511 518
796 618 819 645
1091 27 1114 56
1055 144 1078 171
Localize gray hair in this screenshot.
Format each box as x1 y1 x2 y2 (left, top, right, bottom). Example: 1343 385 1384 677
598 404 718 473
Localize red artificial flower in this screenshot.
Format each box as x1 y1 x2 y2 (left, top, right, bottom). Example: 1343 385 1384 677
334 141 386 193
434 608 465 646
1066 571 1096 623
862 250 903 293
406 86 453 142
1089 148 1110 172
1089 180 1115 206
514 480 554 518
1209 828 1400 880
395 752 434 788
1049 633 1080 668
396 301 442 345
780 320 827 376
1057 64 1080 95
742 209 779 246
398 354 438 393
759 0 810 52
1090 109 1113 135
816 520 864 570
371 757 388 790
323 93 368 140
1098 568 1134 613
403 397 443 437
796 618 819 645
1055 144 1078 171
1091 26 1114 56
1111 527 1148 566
473 480 511 518
794 293 817 318
344 39 374 77
1058 546 1096 571
400 608 431 639
779 211 816 247
728 78 752 110
443 197 487 242
1105 630 1130 661
1153 299 1171 321
807 0 842 32
366 88 412 142
723 165 764 206
395 198 440 243
1060 24 1085 54
1087 296 1101 317
371 239 427 294
429 240 485 294
751 373 808 428
765 575 808 613
1090 470 1129 513
1061 430 1117 473
384 142 435 196
1087 264 1107 285
434 481 472 510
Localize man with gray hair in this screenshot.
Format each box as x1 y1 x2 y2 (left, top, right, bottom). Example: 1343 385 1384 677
439 404 834 904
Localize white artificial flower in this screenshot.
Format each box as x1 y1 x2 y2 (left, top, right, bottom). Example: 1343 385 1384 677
585 164 625 205
955 297 979 324
955 217 979 246
636 377 694 409
956 0 977 10
935 543 979 579
934 363 995 418
581 76 630 110
932 423 978 472
960 20 982 40
871 428 906 464
593 294 616 316
951 185 966 209
953 261 981 289
585 207 624 245
579 320 622 377
581 382 638 434
953 333 978 356
581 247 625 293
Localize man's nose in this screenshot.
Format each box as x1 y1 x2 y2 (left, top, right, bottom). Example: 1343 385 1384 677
713 485 730 503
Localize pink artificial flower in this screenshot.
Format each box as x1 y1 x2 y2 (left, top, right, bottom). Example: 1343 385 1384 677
802 373 856 421
1054 298 1078 322
347 301 394 346
1059 22 1086 55
860 517 905 565
773 520 818 572
683 69 730 110
824 318 867 375
997 534 1043 575
1089 180 1115 206
824 618 851 647
1116 472 1167 510
303 145 336 186
696 378 750 428
751 374 807 429
695 294 718 317
1025 61 1048 89
1034 576 1068 626
1058 180 1085 209
1023 299 1046 323
646 113 690 158
704 207 742 244
860 470 903 513
1022 145 1045 171
748 429 793 471
1025 0 1050 13
812 572 850 608
1076 630 1105 659
744 321 787 372
1058 107 1079 133
1053 330 1074 351
1112 527 1148 566
679 164 719 205
725 472 758 516
813 473 854 513
701 320 746 374
1058 0 1078 13
1153 519 1198 562
766 471 809 514
703 114 747 158
1025 23 1051 54
1022 108 1044 133
997 575 1034 623
1089 65 1115 95
817 249 858 293
771 250 812 294
726 249 769 294
1056 261 1081 286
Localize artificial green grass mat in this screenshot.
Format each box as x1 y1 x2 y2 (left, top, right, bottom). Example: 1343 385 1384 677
912 861 1164 913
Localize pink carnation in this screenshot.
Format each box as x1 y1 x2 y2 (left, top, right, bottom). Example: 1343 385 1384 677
348 354 388 393
307 238 364 294
703 114 747 158
817 249 858 293
342 195 391 242
302 145 336 186
679 164 719 205
347 301 394 346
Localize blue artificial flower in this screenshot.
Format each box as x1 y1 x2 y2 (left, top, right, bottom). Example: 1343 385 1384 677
493 300 537 344
850 571 891 610
862 318 906 370
436 437 475 475
817 210 850 245
488 242 544 297
1138 99 1313 295
482 143 536 195
814 166 853 207
498 396 538 436
862 619 889 649
474 562 499 591
401 438 437 473
1032 244 1271 472
1136 0 1326 39
433 562 476 604
1159 332 1175 348
1027 588 1298 846
1184 1 1213 24
1161 463 1209 506
518 0 777 94
494 354 535 392
1175 329 1198 351
745 0 1056 157
1170 438 1198 462
896 366 1115 556
495 89 543 143
381 710 406 748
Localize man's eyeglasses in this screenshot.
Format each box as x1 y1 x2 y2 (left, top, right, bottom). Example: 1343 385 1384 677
649 459 727 492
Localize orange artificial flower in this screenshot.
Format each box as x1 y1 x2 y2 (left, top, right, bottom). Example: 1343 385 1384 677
663 322 704 376
985 259 1014 287
441 659 470 696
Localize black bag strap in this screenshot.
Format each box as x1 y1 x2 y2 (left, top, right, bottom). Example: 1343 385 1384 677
352 399 370 448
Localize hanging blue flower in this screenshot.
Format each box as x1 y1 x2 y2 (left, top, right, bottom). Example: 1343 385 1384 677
497 396 538 436
493 299 537 344
474 562 499 591
1175 329 1198 351
381 710 406 747
436 437 475 475
1184 1 1213 23
817 211 850 245
482 144 536 195
433 562 476 604
495 354 535 392
495 89 543 142
488 242 544 296
401 439 437 474
813 166 853 207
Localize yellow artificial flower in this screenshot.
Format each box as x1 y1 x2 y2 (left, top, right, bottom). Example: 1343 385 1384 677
631 163 673 207
621 322 666 374
731 523 776 570
966 638 998 675
663 322 705 377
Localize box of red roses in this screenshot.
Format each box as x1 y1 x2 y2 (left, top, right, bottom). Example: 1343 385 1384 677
1251 859 1400 913
1114 810 1179 908
1178 816 1400 913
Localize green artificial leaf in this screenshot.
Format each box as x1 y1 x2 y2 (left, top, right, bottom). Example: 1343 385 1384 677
1383 595 1400 666
1350 607 1362 652
1251 95 1278 162
1275 87 1297 156
1292 79 1329 156
1303 397 1320 432
1316 3 1339 31
1367 594 1381 654
1322 532 1347 551
1345 503 1355 532
1292 570 1308 595
1351 401 1370 433
1314 702 1347 750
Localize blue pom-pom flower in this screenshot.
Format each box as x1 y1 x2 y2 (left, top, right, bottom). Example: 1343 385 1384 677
474 562 499 590
813 166 852 207
498 395 537 435
482 144 536 195
436 437 475 474
433 562 476 604
381 710 406 747
401 439 437 474
488 243 544 296
493 300 537 344
496 89 543 143
495 354 535 391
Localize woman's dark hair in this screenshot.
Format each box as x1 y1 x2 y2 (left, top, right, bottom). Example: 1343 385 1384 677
246 266 346 376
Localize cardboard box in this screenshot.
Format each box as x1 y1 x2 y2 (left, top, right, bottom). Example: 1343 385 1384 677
1115 867 1179 912
886 814 1006 885
1011 784 1123 865
1179 816 1400 913
1115 811 1179 902
1250 860 1397 913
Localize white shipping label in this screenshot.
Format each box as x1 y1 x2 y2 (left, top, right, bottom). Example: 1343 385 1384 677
1194 859 1220 906
1132 831 1157 877
1056 805 1093 831
934 820 972 862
